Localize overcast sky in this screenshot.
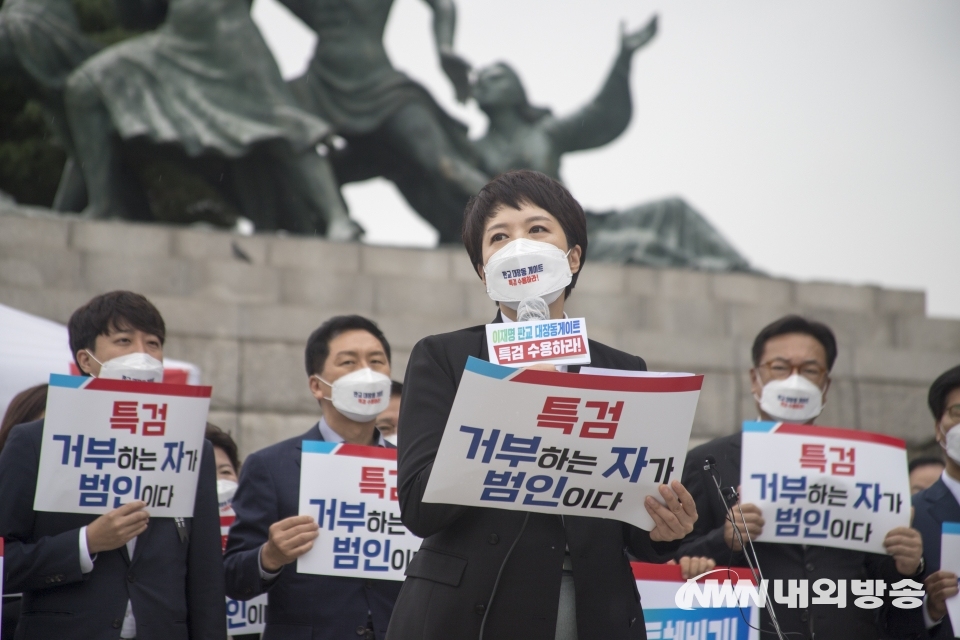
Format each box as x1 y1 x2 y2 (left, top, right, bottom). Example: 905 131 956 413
251 0 960 318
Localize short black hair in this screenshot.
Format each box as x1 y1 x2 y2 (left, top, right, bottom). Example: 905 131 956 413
68 291 166 372
205 423 240 475
928 365 960 422
908 455 944 474
304 315 391 377
390 380 403 397
751 315 838 371
461 170 587 299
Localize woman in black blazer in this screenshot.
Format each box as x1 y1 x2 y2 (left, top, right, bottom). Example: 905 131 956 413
387 170 698 640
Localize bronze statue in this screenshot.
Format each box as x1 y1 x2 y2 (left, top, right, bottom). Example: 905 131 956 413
0 0 99 211
63 0 360 239
283 0 489 243
468 16 751 271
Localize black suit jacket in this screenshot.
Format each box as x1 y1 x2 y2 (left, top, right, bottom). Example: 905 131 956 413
386 319 679 640
0 419 225 640
223 423 402 640
906 478 960 638
678 432 919 640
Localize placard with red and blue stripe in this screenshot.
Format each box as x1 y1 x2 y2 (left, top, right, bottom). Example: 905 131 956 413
35 374 211 517
297 441 418 581
424 357 703 531
740 420 909 554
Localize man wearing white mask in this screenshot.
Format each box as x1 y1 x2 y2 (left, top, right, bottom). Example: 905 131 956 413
676 315 924 640
224 315 400 640
0 290 225 640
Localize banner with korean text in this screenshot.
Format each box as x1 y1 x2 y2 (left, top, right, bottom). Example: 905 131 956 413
486 317 590 367
941 522 960 637
34 374 211 517
634 562 759 640
219 490 268 636
423 357 702 530
740 421 910 554
297 443 421 580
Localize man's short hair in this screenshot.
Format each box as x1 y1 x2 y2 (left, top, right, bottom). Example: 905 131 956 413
751 315 838 371
205 423 240 474
390 380 403 397
908 455 944 474
304 315 391 377
461 170 588 300
928 365 960 421
68 291 166 369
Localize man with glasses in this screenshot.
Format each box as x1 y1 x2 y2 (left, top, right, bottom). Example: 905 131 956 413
905 364 960 638
676 315 924 640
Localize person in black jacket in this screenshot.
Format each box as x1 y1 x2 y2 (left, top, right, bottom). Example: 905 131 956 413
224 316 401 640
0 291 225 640
676 314 925 640
386 170 698 640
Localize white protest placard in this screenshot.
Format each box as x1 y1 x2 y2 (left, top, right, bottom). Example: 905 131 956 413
226 593 268 636
740 421 910 554
941 522 960 637
423 357 702 530
486 317 590 367
35 374 211 517
297 442 421 580
634 562 759 640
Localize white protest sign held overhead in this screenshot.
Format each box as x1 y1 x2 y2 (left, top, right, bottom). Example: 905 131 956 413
486 317 590 367
297 442 421 581
940 522 960 637
423 357 702 531
35 374 211 518
740 421 910 555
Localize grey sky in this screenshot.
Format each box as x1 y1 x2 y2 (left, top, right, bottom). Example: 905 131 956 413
252 0 960 318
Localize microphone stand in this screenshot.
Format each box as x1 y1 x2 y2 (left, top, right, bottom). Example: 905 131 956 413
703 458 788 640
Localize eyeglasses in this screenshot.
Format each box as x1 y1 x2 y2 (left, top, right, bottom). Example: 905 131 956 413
757 358 828 384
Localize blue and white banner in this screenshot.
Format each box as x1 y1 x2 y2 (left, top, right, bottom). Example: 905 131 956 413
424 357 702 530
740 421 910 554
297 443 421 580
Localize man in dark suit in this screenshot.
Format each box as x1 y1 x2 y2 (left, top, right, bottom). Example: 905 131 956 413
908 365 960 637
677 314 924 640
224 315 401 640
0 291 225 640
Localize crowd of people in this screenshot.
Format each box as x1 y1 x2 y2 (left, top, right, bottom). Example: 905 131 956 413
0 170 958 640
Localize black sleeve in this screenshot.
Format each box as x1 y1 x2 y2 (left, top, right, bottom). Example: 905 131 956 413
395 336 469 538
187 440 227 640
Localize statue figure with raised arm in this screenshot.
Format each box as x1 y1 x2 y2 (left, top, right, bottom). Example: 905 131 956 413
63 0 360 239
470 16 752 271
283 0 489 243
0 0 99 211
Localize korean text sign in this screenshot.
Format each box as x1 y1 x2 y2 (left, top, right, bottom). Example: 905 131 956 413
423 357 702 530
740 421 910 554
634 562 759 640
940 522 960 637
34 374 211 517
297 442 421 580
486 317 590 367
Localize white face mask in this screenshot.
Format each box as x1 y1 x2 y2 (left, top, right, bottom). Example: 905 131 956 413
755 373 825 422
483 238 572 309
941 426 960 465
88 351 164 382
217 479 238 509
382 432 397 446
315 368 392 423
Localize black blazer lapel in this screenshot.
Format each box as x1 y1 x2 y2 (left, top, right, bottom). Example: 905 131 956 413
294 423 324 468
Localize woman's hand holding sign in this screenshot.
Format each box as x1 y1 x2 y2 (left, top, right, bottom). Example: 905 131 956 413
646 480 697 541
86 500 149 554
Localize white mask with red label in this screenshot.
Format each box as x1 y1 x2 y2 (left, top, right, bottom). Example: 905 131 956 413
89 351 164 382
755 373 824 422
314 368 392 423
483 239 572 309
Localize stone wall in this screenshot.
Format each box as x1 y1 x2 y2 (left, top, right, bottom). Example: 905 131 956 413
2 205 958 457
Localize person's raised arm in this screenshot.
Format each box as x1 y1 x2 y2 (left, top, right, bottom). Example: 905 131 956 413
396 336 469 537
422 0 471 102
547 15 658 154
